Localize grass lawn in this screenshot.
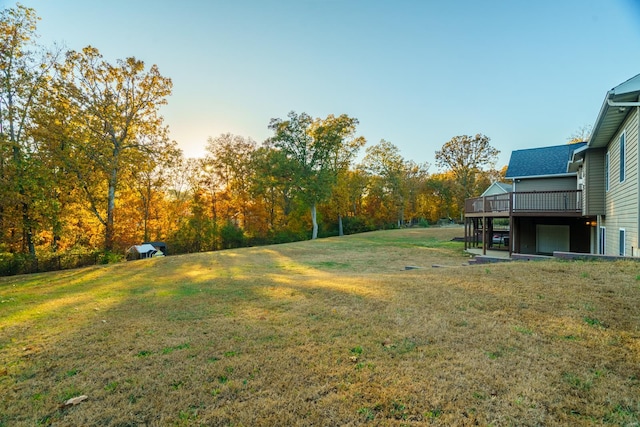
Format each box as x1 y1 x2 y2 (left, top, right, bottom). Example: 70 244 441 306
1 227 639 426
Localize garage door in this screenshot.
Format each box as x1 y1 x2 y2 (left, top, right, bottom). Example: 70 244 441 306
536 224 570 255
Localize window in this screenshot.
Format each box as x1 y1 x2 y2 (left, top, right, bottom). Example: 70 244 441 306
599 226 606 255
620 132 626 182
619 229 626 256
605 152 609 192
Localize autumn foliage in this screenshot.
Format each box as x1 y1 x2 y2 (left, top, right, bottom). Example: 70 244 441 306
0 5 502 271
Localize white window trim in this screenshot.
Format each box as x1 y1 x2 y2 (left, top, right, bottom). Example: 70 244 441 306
605 151 609 192
599 226 606 255
620 131 626 183
619 228 626 256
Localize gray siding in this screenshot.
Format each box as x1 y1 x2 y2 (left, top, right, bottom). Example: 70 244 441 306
514 176 577 192
513 176 579 212
584 148 605 215
601 108 639 256
482 187 508 197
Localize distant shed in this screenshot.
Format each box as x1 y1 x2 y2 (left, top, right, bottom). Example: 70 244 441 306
143 241 167 256
126 244 163 260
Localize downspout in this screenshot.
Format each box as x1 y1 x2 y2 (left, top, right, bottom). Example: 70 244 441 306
596 215 602 254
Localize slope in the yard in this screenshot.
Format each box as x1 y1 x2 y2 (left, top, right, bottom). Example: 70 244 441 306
1 227 639 426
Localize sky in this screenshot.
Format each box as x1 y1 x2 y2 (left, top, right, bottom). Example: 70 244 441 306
5 0 640 170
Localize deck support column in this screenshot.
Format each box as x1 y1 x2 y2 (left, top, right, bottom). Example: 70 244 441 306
509 193 514 256
482 215 486 255
464 217 468 250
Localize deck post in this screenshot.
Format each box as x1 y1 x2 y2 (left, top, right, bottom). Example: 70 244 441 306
509 192 513 256
482 215 487 255
464 218 468 250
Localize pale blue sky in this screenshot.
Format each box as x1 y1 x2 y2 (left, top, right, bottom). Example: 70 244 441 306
6 0 640 169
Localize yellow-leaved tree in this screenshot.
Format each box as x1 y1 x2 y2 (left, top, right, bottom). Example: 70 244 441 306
48 46 174 251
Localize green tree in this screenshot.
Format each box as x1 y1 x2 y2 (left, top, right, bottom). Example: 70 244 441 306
51 46 173 251
423 172 457 222
402 159 430 225
0 4 58 254
164 157 212 253
130 144 181 242
250 145 298 233
267 111 363 239
360 140 427 227
204 133 256 232
315 114 365 236
435 134 499 218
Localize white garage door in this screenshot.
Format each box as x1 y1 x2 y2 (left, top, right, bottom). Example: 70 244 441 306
536 224 570 254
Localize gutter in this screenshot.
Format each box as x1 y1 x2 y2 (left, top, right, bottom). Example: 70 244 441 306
567 158 583 173
607 99 640 108
507 172 578 181
568 145 588 172
589 93 640 147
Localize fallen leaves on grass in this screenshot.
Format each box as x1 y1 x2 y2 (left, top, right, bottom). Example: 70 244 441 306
63 395 88 407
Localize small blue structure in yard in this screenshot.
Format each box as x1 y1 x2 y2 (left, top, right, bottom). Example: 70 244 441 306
126 243 165 260
143 241 167 256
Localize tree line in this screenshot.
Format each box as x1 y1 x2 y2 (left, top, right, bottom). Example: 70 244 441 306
0 5 503 267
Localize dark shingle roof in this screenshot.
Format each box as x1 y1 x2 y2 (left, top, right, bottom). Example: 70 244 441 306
505 142 587 178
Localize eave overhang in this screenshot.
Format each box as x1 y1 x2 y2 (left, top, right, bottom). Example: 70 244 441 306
507 172 577 181
568 145 588 172
589 74 640 148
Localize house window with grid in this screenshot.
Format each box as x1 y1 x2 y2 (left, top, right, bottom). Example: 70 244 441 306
619 228 626 256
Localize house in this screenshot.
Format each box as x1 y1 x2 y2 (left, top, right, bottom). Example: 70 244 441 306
570 73 640 257
464 143 591 256
464 73 640 258
467 182 512 248
478 182 512 212
481 182 512 197
506 142 593 255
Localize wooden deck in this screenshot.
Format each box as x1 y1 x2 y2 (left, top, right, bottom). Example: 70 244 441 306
464 190 583 218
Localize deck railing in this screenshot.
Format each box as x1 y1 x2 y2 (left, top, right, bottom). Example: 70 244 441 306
465 190 583 216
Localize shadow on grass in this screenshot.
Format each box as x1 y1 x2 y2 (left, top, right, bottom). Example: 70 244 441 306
1 228 639 425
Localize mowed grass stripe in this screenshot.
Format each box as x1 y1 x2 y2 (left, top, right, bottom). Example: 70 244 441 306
1 227 639 426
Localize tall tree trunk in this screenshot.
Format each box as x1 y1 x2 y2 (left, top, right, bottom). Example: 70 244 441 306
22 202 34 255
0 158 4 244
0 205 4 243
338 213 344 236
13 142 34 255
268 187 275 229
105 168 117 251
143 214 149 242
398 205 405 228
142 183 150 242
311 203 318 240
51 188 62 252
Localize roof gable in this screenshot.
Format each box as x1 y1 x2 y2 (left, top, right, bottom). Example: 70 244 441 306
481 182 512 196
505 142 586 179
130 244 158 254
610 73 640 96
589 73 640 148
